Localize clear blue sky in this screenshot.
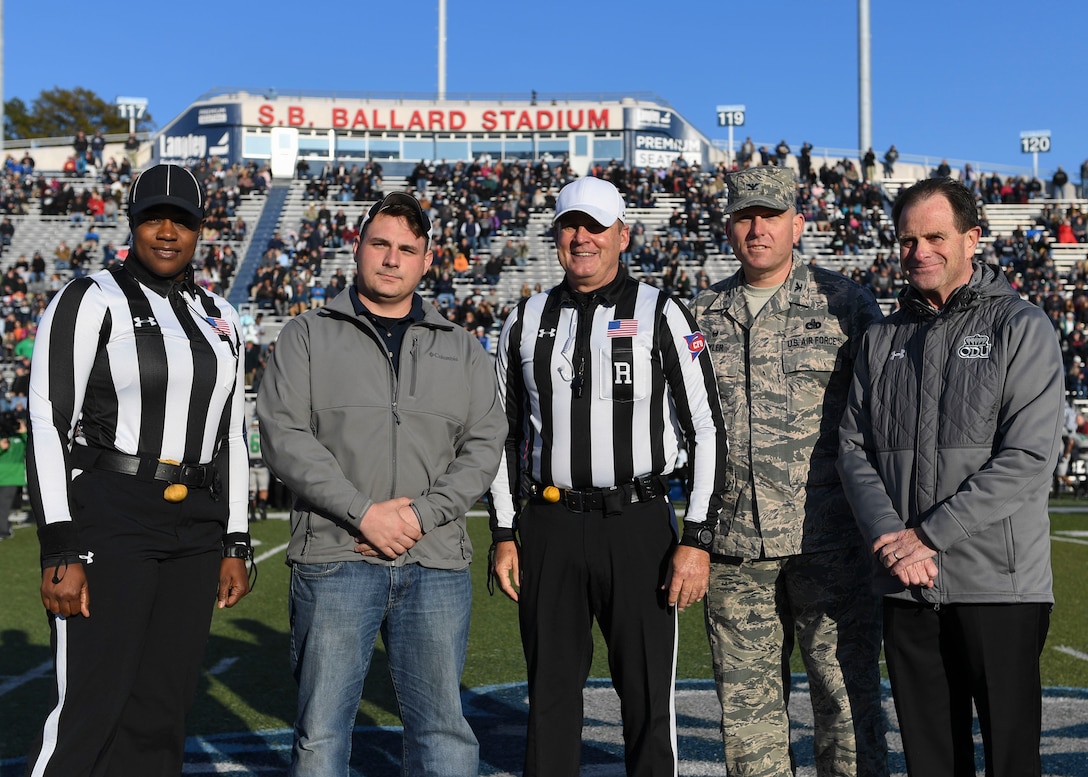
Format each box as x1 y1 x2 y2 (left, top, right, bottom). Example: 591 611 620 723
4 0 1086 179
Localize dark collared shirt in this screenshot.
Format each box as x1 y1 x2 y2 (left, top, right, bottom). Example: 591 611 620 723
349 289 425 374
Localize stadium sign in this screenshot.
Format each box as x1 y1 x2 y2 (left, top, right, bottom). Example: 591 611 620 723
715 105 746 127
197 106 231 126
716 104 746 167
1020 129 1051 154
627 107 707 168
158 132 231 164
251 102 618 133
155 104 242 165
633 134 702 169
1019 129 1051 180
116 96 149 134
154 91 719 174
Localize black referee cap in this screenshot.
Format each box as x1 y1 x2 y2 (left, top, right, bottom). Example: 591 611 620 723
127 164 205 225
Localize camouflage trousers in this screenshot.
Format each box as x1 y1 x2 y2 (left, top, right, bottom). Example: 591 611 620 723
704 546 888 777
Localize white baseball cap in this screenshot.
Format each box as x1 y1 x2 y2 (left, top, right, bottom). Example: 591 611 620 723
553 176 626 227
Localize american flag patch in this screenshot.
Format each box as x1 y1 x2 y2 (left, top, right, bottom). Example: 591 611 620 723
607 319 638 338
206 317 232 337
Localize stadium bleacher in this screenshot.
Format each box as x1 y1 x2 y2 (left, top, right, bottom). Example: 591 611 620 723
2 153 1087 453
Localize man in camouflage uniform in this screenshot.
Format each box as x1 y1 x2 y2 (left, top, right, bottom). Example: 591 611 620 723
691 166 887 777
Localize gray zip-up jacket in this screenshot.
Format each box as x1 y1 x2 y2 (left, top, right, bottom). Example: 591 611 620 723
838 263 1062 604
256 289 505 568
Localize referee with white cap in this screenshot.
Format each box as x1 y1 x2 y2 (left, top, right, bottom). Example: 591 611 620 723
24 163 251 776
488 175 728 776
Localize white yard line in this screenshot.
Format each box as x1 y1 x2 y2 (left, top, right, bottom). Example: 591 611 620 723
254 543 289 565
208 657 240 676
0 660 53 698
1055 645 1088 662
0 544 290 699
1051 534 1088 546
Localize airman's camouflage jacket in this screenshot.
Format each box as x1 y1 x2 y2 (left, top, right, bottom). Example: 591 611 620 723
692 256 882 558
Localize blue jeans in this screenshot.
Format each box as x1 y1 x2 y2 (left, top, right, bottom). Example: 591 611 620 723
288 561 477 777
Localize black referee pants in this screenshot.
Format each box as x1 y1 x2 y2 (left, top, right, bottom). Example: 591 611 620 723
25 470 225 777
883 599 1050 777
517 496 678 777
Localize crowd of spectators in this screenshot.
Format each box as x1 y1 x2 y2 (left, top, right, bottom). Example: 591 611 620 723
238 148 1088 410
0 151 274 412
1 133 1087 403
0 151 271 297
259 152 913 339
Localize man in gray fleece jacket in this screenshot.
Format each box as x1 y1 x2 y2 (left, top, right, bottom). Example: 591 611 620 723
838 177 1063 777
257 192 505 777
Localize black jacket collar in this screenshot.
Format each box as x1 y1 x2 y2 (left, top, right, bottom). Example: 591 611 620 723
123 253 197 298
555 263 631 308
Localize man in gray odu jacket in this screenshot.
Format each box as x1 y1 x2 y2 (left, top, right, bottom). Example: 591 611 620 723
838 177 1063 777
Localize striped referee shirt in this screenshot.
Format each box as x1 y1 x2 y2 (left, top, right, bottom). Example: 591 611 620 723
489 266 727 537
27 258 248 534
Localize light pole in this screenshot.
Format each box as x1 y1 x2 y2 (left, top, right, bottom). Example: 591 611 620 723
437 0 447 100
1 0 5 160
858 0 872 158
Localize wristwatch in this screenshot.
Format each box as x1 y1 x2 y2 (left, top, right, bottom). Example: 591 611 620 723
681 524 715 551
223 543 253 561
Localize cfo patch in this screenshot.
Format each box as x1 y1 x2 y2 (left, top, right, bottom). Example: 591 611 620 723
684 331 707 361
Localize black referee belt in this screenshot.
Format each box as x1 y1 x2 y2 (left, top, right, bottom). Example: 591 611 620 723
524 474 668 513
72 446 216 488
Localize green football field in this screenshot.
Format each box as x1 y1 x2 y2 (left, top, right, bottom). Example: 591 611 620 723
2 506 1088 763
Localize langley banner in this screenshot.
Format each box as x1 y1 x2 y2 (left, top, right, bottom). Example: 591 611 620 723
156 103 241 165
